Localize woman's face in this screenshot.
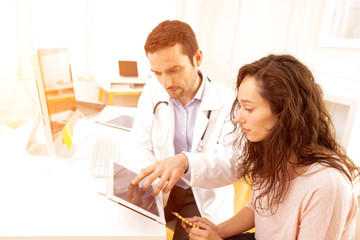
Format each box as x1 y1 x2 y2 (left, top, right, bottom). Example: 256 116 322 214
234 75 278 142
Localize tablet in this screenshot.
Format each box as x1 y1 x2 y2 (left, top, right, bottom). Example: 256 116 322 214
107 161 165 225
96 114 134 131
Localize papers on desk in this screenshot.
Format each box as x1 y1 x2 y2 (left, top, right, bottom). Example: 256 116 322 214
104 76 149 90
110 82 132 90
95 114 135 131
110 82 145 90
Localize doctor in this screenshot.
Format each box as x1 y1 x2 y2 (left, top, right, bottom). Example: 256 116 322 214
128 20 236 240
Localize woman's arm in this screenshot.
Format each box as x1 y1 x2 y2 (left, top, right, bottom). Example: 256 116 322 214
217 206 255 239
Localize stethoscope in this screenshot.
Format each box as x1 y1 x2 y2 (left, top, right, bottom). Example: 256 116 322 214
151 101 170 148
152 101 212 153
195 110 211 152
153 101 169 114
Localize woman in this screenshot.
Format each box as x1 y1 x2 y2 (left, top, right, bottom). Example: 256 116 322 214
182 54 359 239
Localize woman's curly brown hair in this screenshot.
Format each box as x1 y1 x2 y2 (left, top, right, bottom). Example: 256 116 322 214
230 54 359 214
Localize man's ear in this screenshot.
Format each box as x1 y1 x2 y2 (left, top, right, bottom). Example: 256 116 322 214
193 49 203 67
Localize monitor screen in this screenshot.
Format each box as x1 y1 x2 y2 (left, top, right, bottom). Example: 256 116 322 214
118 60 138 77
38 48 77 140
27 48 79 158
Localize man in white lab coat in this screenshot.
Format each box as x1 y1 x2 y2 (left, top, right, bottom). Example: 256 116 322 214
128 20 236 239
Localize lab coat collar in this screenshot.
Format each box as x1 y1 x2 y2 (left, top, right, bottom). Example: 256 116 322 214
200 73 221 112
192 71 223 151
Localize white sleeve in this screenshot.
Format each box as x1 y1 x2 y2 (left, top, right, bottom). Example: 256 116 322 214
182 118 238 188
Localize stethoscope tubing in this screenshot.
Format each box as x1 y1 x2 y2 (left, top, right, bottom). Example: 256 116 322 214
153 101 169 114
152 100 211 153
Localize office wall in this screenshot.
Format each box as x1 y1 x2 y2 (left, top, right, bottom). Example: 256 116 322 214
1 0 177 122
178 0 359 87
2 0 359 165
178 0 360 165
178 0 297 88
90 0 177 81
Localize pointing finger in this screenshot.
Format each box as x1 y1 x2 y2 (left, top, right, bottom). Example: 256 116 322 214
132 165 156 185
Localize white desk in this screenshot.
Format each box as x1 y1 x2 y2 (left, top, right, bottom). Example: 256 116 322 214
0 107 166 239
97 77 149 106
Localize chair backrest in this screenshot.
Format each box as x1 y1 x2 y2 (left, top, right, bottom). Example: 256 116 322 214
233 179 255 233
356 208 360 240
233 179 252 214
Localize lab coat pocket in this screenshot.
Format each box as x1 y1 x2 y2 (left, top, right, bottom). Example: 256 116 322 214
151 129 169 149
151 126 172 159
151 103 175 158
151 106 171 149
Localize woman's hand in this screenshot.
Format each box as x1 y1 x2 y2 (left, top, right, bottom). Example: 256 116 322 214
181 216 223 240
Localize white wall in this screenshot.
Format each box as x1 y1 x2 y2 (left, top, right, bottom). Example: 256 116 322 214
178 0 360 88
1 0 178 122
178 0 360 165
3 0 360 165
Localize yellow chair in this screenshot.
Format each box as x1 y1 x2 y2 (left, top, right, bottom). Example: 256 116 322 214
166 226 174 240
355 208 360 240
233 179 252 214
233 179 254 233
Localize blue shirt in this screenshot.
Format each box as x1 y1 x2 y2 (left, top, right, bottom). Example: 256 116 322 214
170 76 205 188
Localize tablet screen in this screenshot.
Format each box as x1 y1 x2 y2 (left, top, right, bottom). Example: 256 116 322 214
96 115 134 131
108 162 162 219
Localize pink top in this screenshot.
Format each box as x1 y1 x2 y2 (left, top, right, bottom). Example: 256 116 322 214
245 164 358 240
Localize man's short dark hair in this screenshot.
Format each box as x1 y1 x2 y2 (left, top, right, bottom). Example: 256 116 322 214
144 20 199 65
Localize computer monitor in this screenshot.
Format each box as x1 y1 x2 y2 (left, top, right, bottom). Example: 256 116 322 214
27 48 80 158
118 60 138 77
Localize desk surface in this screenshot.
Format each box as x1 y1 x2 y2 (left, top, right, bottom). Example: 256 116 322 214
0 107 166 239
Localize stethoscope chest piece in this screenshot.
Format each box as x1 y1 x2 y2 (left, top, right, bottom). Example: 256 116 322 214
196 145 203 152
195 110 212 153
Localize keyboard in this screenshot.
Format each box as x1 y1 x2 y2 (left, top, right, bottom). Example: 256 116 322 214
90 137 121 178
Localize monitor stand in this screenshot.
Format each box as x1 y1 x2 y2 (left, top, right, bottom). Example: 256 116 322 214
27 142 50 157
26 114 77 159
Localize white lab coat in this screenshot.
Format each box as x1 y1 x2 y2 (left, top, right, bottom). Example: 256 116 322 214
123 72 238 224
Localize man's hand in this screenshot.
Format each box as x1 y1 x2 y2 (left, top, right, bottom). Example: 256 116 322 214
131 153 189 196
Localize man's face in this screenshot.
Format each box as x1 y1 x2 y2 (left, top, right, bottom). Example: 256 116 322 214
147 43 202 105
